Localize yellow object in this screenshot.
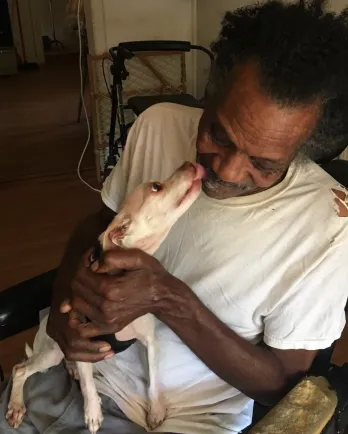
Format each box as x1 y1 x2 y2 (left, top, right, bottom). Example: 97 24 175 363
249 376 337 434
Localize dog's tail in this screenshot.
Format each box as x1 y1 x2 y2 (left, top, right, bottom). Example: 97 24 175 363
25 343 33 358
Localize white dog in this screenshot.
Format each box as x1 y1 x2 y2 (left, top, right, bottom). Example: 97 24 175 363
6 161 205 433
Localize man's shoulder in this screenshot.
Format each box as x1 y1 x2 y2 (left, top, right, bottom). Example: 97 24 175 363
127 102 202 177
289 159 348 233
295 159 347 193
135 102 203 134
139 102 203 120
110 103 203 202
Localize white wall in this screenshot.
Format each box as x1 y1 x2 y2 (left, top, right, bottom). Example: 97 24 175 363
85 0 197 94
197 0 257 51
328 0 348 12
196 0 258 96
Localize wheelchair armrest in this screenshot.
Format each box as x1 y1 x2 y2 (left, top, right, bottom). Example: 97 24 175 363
321 159 348 187
0 269 57 340
245 363 348 433
241 340 338 432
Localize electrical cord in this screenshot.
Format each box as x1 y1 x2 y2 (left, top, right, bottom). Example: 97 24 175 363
76 0 101 192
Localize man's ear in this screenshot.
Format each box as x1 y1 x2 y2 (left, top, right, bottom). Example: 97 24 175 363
109 215 132 243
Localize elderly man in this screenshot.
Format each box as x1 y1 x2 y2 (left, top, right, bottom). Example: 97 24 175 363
2 0 348 433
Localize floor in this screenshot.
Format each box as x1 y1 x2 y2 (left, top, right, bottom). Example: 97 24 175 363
0 53 347 382
0 53 100 378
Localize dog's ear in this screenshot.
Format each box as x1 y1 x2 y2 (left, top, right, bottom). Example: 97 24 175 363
109 215 132 243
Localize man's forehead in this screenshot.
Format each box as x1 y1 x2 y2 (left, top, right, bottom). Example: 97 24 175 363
206 66 321 162
216 109 301 163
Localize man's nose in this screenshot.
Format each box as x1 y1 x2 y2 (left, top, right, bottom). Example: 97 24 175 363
212 149 251 184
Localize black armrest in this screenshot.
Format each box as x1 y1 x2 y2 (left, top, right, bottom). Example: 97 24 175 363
0 269 56 340
321 160 348 187
127 94 204 116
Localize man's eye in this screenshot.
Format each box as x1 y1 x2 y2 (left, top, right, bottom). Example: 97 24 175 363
208 123 232 148
207 131 230 148
211 123 226 140
151 182 162 192
254 164 281 176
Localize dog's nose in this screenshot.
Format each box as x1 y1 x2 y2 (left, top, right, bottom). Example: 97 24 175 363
178 161 195 172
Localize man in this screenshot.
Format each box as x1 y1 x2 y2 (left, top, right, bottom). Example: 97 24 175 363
2 0 348 433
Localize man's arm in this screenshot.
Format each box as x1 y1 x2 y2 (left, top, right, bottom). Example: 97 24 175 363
67 249 318 404
46 203 117 362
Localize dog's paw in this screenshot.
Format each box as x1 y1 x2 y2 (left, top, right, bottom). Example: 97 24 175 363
84 396 103 434
147 401 166 430
65 360 80 380
6 402 26 428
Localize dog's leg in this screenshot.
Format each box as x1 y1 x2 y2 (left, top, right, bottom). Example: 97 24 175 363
65 359 80 380
145 332 166 430
116 316 166 429
129 316 166 430
6 341 64 428
76 362 103 434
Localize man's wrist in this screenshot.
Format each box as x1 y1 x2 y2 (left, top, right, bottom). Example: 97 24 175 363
155 273 202 324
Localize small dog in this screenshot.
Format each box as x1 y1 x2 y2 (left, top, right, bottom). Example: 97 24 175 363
6 161 204 433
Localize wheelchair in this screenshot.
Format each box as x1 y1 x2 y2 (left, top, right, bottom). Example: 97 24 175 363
1 40 348 433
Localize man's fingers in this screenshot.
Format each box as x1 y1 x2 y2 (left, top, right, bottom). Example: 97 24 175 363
72 278 108 310
60 299 72 313
82 248 96 267
96 248 160 274
62 331 115 361
64 350 114 363
75 265 102 290
69 298 106 326
68 309 86 328
65 333 113 354
76 322 117 339
91 260 100 272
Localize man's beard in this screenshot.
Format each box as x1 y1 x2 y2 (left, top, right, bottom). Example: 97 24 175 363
196 152 257 199
204 167 255 195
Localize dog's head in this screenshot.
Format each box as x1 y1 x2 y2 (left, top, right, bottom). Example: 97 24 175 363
99 161 205 255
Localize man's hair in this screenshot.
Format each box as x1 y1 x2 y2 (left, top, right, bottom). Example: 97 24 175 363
209 0 348 163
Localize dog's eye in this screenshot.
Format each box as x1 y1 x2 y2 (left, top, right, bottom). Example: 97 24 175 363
151 182 162 192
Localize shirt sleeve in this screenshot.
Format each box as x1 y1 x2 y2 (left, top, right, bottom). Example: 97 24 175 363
101 116 141 213
263 243 348 351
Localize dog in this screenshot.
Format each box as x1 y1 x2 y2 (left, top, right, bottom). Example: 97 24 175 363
6 161 205 433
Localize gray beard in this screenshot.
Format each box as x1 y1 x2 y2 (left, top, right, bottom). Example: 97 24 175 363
293 150 312 167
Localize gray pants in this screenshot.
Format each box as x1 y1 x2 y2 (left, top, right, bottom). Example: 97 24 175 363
0 363 168 434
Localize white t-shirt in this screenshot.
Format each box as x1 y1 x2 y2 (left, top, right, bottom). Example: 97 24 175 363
94 103 348 434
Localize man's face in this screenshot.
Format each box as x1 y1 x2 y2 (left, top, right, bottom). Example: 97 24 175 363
196 62 321 199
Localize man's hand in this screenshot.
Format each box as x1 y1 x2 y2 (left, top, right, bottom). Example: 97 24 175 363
44 204 117 363
64 248 183 339
46 305 115 362
46 248 116 362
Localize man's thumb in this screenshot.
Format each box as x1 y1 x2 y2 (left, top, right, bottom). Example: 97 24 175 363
60 299 72 313
90 260 100 272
